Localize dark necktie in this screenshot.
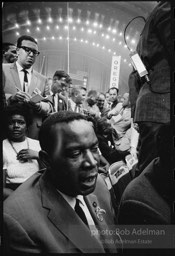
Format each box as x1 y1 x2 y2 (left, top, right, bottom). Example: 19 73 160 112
22 69 28 92
75 199 89 227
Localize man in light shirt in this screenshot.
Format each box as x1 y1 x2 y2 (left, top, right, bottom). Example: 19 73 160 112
4 111 121 254
68 84 86 113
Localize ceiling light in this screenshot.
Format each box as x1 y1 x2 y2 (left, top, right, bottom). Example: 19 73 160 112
112 38 115 42
59 36 62 40
99 24 103 28
52 36 55 40
36 27 40 31
92 42 95 46
85 40 88 44
108 27 111 31
126 35 129 40
26 29 30 33
119 32 122 36
64 25 68 30
93 22 98 27
96 43 99 47
26 20 31 26
88 29 92 33
131 39 136 44
124 44 127 48
48 17 53 23
59 17 63 22
16 32 20 36
124 59 126 62
80 39 83 42
43 37 46 40
86 20 89 25
37 18 42 24
77 18 81 23
68 17 73 23
112 29 116 34
81 27 84 31
108 49 111 52
106 35 110 39
101 33 104 37
74 37 77 41
119 41 122 45
15 23 19 28
46 26 50 30
113 52 116 55
93 30 96 34
102 46 105 49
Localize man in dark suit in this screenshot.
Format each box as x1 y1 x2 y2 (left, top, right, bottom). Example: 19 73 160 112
3 35 52 139
3 111 122 254
50 70 72 112
117 124 174 225
128 2 170 175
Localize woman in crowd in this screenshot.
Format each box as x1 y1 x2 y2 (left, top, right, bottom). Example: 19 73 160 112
3 103 41 196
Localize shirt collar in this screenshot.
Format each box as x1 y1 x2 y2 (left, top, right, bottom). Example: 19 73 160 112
57 190 85 209
16 61 33 74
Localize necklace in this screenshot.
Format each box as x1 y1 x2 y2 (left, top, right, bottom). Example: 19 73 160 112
8 137 29 154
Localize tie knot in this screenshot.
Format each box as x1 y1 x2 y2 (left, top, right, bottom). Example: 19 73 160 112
22 69 28 74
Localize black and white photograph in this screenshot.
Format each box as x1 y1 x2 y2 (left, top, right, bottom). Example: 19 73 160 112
1 1 174 255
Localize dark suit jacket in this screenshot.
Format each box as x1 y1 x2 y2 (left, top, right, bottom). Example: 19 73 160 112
129 2 170 123
3 171 121 254
117 158 172 224
3 62 52 139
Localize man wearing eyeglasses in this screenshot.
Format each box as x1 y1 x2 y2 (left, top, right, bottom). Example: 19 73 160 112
3 35 52 139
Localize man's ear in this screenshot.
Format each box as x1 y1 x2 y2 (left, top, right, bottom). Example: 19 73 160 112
39 150 51 170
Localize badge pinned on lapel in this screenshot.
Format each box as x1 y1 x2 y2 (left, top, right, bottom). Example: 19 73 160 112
93 202 106 222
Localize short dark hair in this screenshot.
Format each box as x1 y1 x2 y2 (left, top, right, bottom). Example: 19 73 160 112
17 35 37 48
2 42 16 54
39 111 90 153
87 90 98 98
53 70 72 84
71 85 86 97
108 87 119 94
2 102 33 133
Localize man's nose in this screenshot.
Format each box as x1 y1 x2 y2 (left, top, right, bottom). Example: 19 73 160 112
84 149 97 167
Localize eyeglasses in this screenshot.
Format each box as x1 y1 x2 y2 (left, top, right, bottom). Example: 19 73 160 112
20 46 40 56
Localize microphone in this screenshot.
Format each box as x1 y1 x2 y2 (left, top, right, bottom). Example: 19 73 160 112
129 51 150 83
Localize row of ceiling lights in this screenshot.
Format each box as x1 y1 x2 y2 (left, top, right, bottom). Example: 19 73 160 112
18 24 136 44
13 16 137 39
14 24 136 51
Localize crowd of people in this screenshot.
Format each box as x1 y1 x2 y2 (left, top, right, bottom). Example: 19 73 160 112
2 1 174 254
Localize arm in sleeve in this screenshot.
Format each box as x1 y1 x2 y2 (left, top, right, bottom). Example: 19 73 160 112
3 213 40 254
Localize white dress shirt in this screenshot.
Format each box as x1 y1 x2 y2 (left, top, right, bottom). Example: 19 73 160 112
16 61 32 91
57 190 101 241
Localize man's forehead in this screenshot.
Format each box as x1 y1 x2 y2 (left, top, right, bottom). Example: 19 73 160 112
21 40 38 49
51 119 93 134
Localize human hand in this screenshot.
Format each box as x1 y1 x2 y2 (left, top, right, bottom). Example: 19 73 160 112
11 91 31 103
17 149 39 162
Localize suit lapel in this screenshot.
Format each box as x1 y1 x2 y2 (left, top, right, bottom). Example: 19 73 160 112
40 173 105 253
29 70 38 95
85 193 119 253
10 63 21 90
